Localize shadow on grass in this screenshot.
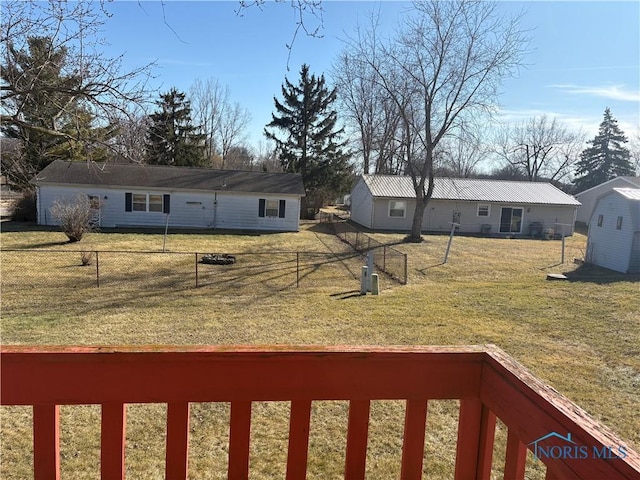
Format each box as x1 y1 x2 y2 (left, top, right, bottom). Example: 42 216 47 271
0 221 58 233
330 290 364 300
416 262 446 275
563 263 640 284
8 240 70 249
0 220 291 237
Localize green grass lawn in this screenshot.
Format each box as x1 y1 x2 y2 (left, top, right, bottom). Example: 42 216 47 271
1 221 638 479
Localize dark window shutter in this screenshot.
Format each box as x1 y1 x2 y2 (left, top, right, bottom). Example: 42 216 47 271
258 199 265 217
163 194 171 214
125 193 132 212
279 199 286 218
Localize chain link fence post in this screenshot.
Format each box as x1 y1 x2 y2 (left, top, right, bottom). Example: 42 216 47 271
95 251 100 287
195 253 199 288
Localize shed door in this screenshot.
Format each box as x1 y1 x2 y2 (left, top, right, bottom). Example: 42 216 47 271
499 207 523 233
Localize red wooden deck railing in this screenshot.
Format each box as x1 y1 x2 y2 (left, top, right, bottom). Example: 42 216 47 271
1 345 639 479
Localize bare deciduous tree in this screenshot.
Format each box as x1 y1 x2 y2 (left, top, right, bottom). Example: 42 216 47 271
218 101 251 169
343 0 528 241
188 78 251 169
333 14 408 175
109 112 150 164
495 115 584 182
436 121 490 178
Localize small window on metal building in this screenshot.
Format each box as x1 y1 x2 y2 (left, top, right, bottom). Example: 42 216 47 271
389 200 406 218
477 204 490 217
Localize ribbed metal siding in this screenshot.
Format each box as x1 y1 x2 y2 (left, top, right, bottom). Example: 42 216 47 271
362 175 580 206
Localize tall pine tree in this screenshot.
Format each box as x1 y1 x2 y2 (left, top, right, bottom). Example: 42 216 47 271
1 36 113 187
573 108 634 192
264 64 352 218
145 88 207 167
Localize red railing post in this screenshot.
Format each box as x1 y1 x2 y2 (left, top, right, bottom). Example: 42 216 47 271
400 399 428 480
228 401 252 479
33 404 60 480
101 403 126 480
344 400 370 480
503 429 527 480
454 399 496 480
286 400 312 480
166 401 190 480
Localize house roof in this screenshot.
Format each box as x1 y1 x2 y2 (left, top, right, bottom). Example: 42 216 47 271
32 160 306 196
575 176 640 197
360 175 581 206
611 187 640 201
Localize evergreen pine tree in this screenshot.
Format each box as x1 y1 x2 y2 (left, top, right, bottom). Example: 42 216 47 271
573 108 634 192
145 88 207 167
264 64 353 218
1 36 112 187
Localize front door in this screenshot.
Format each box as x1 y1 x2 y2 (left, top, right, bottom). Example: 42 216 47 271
499 207 523 233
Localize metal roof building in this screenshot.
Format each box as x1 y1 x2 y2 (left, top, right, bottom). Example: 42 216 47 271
361 175 580 205
350 175 580 236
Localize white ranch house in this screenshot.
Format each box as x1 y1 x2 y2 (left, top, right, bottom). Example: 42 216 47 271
574 176 640 224
33 161 305 232
350 175 581 237
587 187 640 274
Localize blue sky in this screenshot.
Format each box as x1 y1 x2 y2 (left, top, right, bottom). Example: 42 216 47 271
100 1 640 149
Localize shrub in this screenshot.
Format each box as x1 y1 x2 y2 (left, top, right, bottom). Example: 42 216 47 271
80 251 94 266
50 194 95 243
10 190 37 222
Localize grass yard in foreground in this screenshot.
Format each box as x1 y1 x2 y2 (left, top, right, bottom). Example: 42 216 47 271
1 222 638 479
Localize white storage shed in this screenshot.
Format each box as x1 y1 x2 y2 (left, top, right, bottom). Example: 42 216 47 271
587 188 640 273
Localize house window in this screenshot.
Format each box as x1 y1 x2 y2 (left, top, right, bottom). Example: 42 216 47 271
259 199 286 218
126 193 170 213
616 216 623 230
148 194 163 212
477 204 490 217
597 214 603 227
265 199 279 217
389 200 406 218
132 194 147 211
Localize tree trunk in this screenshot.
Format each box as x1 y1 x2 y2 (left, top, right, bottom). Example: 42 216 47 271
407 199 428 242
406 168 434 243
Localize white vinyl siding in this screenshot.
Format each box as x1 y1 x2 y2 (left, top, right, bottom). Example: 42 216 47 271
36 186 301 231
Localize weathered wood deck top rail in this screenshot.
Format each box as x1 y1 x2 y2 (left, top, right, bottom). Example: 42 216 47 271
1 345 639 479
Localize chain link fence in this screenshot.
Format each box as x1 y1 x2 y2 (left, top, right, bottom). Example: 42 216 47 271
321 215 408 285
0 249 367 292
